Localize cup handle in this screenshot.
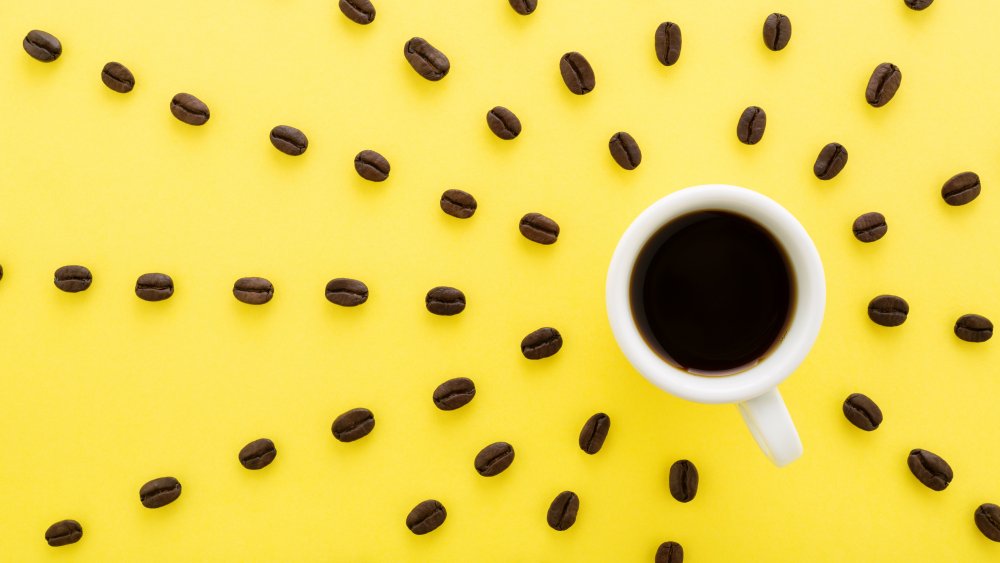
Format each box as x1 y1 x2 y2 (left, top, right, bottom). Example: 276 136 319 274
737 387 802 467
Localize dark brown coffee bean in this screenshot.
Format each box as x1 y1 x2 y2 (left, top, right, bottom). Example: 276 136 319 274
907 449 952 491
866 63 901 108
474 442 515 476
433 377 476 410
547 491 579 531
904 0 933 10
654 22 682 66
655 541 684 563
975 503 1000 542
101 62 135 93
440 189 477 219
763 13 792 51
955 314 993 343
170 93 210 125
339 0 376 24
736 106 766 145
852 212 887 243
609 132 642 170
23 30 61 62
842 393 883 431
559 52 595 95
354 150 390 181
135 273 174 302
54 265 92 293
579 412 610 454
941 172 981 206
332 407 375 442
519 212 559 244
233 277 273 305
406 499 446 535
0 264 4 281
669 460 698 502
487 106 522 140
508 0 537 15
238 438 276 470
426 286 466 316
139 476 181 508
521 327 563 360
325 278 368 307
270 125 308 156
868 295 908 327
814 142 848 180
404 37 450 81
44 520 82 547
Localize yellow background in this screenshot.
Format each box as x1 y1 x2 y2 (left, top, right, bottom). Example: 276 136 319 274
1 0 999 560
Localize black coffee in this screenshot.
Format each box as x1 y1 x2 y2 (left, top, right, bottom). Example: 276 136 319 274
630 211 794 374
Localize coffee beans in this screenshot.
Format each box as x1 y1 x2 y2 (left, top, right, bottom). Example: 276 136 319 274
579 412 610 454
904 0 933 10
270 125 308 156
139 476 182 508
519 212 560 245
842 393 883 431
975 503 1000 542
233 277 274 305
736 106 766 145
45 520 82 547
866 63 902 108
609 132 642 170
325 278 369 307
654 22 682 66
669 460 698 502
814 142 848 180
339 0 376 24
954 314 993 343
54 265 92 293
868 295 908 327
521 327 563 360
655 541 684 563
941 172 981 206
486 106 521 140
406 499 446 535
433 377 476 410
238 438 277 470
907 449 953 491
135 273 174 302
354 150 390 182
101 62 135 93
23 30 61 62
170 93 210 126
332 407 375 442
440 189 477 219
426 286 466 316
508 0 537 15
559 52 596 95
852 212 887 243
546 491 579 531
474 442 515 476
763 13 792 51
404 37 450 81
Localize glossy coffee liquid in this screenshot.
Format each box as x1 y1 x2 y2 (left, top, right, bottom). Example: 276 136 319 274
630 211 794 375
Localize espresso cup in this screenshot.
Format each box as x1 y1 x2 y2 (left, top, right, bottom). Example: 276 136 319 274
606 184 825 466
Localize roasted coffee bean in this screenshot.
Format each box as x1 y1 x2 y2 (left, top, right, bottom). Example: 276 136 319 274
941 172 981 206
101 62 135 93
868 295 908 327
475 442 515 476
339 0 376 24
135 273 174 302
332 407 375 442
54 265 92 293
579 412 610 454
406 499 446 535
270 125 308 156
519 212 559 244
655 541 684 563
487 106 521 140
904 0 933 10
170 93 210 125
233 277 273 305
508 0 537 15
433 377 476 410
609 132 642 170
814 142 848 180
907 449 952 491
521 327 563 360
559 52 595 95
0 264 4 281
23 30 61 62
852 212 887 243
955 314 993 343
736 106 766 145
354 150 390 181
139 477 181 508
654 22 682 66
239 438 277 470
440 189 477 219
547 491 579 531
44 520 82 547
975 503 1000 542
669 460 698 502
763 13 791 51
404 37 450 81
842 393 883 431
426 286 466 316
325 278 368 307
866 63 901 108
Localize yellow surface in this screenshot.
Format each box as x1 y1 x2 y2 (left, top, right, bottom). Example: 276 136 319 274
2 0 999 560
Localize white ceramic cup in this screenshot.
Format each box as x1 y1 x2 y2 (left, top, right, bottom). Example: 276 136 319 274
606 184 825 467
